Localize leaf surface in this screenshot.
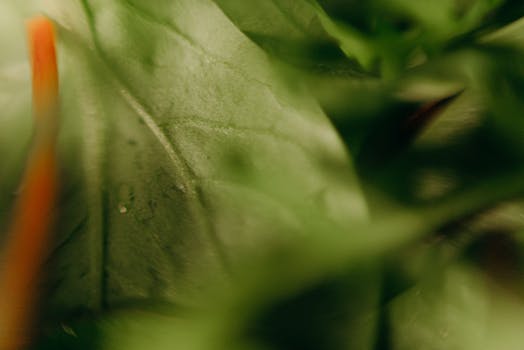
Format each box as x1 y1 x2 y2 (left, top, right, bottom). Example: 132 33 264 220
28 0 368 317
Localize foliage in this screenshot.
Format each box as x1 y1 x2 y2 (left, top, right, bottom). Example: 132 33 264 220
2 0 524 349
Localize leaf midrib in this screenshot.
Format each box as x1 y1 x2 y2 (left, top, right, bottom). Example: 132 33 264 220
73 0 233 307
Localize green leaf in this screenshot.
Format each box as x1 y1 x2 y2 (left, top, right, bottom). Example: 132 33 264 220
213 0 367 75
29 0 368 319
391 261 524 350
4 1 524 349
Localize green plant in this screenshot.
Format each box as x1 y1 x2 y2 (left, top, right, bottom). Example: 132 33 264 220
2 1 524 349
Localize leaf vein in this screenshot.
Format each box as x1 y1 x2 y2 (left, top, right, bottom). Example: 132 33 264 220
175 116 312 153
79 0 231 274
116 0 298 114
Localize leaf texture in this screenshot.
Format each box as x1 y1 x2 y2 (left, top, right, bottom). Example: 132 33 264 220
34 0 367 318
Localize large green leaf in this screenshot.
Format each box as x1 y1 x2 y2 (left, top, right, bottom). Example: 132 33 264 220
16 0 369 319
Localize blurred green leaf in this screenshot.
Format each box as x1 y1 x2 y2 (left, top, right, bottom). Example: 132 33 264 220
213 0 368 75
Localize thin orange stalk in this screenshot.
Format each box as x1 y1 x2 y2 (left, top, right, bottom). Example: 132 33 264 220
0 17 59 350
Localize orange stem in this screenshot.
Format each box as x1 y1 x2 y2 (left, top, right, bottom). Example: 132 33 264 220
0 16 59 350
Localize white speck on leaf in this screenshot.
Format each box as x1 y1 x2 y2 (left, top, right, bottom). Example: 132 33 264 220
118 203 128 214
